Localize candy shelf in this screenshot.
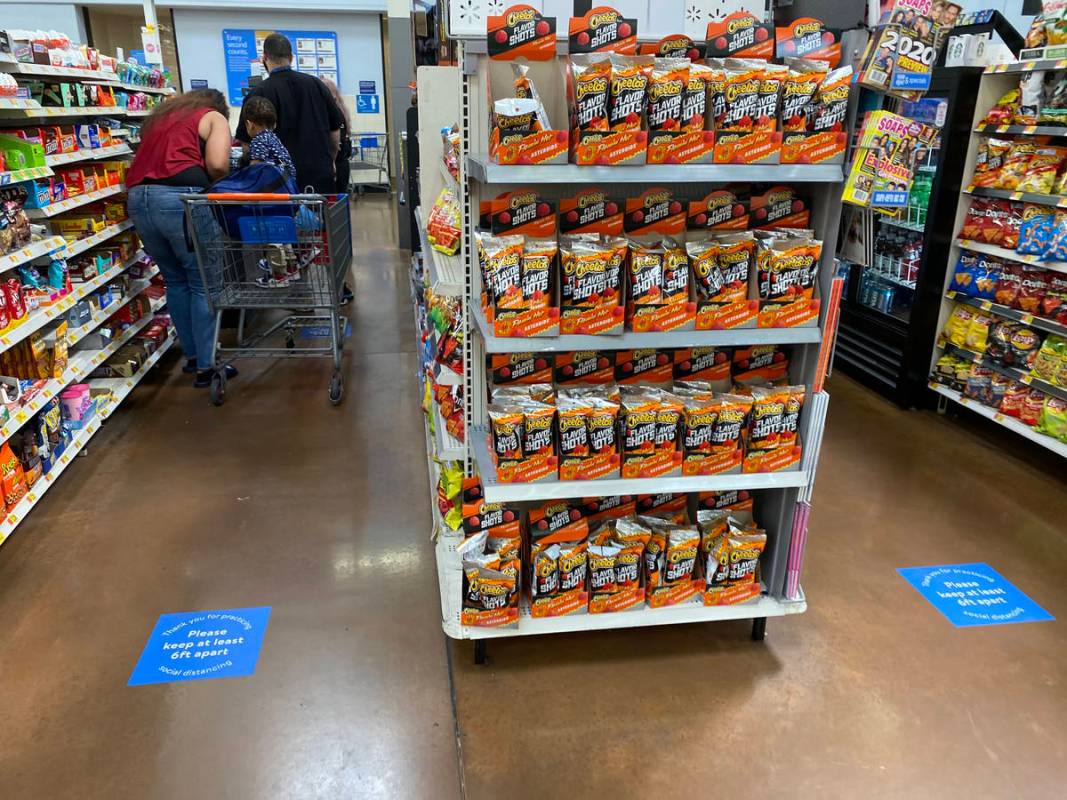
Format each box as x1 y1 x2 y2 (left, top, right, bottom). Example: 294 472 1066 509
0 250 146 352
930 383 1067 458
0 165 53 185
946 291 1067 339
0 310 159 446
0 97 40 110
473 304 820 353
59 219 134 258
0 105 125 119
0 236 66 272
45 143 132 167
956 238 1067 276
23 183 125 219
0 331 174 544
67 270 158 347
0 61 118 81
467 154 845 185
123 109 152 118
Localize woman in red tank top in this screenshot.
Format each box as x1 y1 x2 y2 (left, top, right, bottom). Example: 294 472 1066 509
128 89 237 386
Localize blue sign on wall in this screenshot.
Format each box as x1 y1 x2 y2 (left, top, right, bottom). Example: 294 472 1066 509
898 563 1054 628
223 29 339 106
129 607 272 686
356 94 379 114
359 80 376 94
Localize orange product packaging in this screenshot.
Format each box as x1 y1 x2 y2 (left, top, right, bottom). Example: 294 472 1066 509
680 392 720 475
529 502 591 617
645 522 703 608
486 4 557 61
781 58 828 132
733 345 789 385
756 233 821 302
620 387 683 479
487 400 558 484
775 17 841 68
691 233 759 330
615 348 674 386
780 384 806 448
568 5 638 54
570 54 612 132
673 347 732 389
644 58 717 165
646 58 689 133
636 492 688 523
697 489 755 522
624 187 687 237
559 235 626 335
716 59 762 132
705 12 775 60
581 494 638 523
488 352 554 385
701 517 767 606
557 389 621 481
625 236 695 332
555 350 616 385
589 515 651 613
490 238 561 337
478 232 525 313
682 63 713 132
608 54 653 131
511 63 552 130
713 129 782 164
637 34 705 59
750 185 809 230
747 386 788 452
810 65 852 133
458 533 520 628
559 187 625 236
755 62 787 131
687 187 749 232
489 189 557 238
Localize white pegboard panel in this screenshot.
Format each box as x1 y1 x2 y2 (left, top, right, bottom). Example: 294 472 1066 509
447 0 764 41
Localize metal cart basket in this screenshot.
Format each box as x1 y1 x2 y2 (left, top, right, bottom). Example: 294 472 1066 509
183 192 353 405
349 133 390 195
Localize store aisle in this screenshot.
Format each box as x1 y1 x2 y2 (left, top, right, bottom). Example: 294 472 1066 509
0 198 461 800
1 196 1065 800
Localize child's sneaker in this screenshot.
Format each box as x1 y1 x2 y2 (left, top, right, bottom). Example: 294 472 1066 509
256 274 290 288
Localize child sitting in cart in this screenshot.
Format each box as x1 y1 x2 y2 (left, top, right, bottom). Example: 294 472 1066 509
243 96 300 287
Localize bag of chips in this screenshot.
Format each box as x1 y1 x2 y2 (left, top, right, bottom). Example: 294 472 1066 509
1031 336 1064 382
571 54 612 131
973 138 1012 187
755 62 787 131
682 62 713 131
1000 380 1029 417
945 304 975 347
512 63 552 130
608 54 654 131
994 265 1024 307
965 312 995 353
1037 395 1067 441
781 57 828 132
1020 389 1047 426
995 142 1037 190
964 365 994 405
1042 272 1067 322
647 58 689 132
811 65 852 132
1017 208 1056 258
747 386 788 451
494 98 544 136
1017 145 1067 193
717 59 762 132
1009 327 1042 369
987 320 1020 363
1016 70 1048 126
980 89 1019 127
1017 267 1048 314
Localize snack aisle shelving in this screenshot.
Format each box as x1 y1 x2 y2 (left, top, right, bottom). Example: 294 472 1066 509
929 57 1067 457
0 331 175 544
0 46 176 550
413 8 848 661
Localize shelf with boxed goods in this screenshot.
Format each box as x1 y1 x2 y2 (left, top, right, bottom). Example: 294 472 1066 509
21 182 124 218
0 326 175 544
413 4 853 658
45 142 131 167
0 164 51 185
930 54 1067 456
0 235 66 272
57 219 134 259
66 271 158 347
0 309 159 445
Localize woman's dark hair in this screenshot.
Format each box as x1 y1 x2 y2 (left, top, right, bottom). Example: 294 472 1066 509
243 95 277 129
142 88 229 136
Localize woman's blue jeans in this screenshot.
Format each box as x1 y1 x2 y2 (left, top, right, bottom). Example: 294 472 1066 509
128 184 215 370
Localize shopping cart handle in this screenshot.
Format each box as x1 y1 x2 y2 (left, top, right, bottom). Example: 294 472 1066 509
203 193 302 201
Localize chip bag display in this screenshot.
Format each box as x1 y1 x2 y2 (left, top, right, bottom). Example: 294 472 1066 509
781 58 828 132
646 58 689 132
608 54 653 131
571 54 612 131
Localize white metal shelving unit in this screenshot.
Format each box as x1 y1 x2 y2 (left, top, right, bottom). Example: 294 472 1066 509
930 59 1067 460
414 11 846 659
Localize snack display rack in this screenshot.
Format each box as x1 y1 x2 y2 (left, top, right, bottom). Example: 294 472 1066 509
929 57 1067 458
412 6 850 662
0 50 173 547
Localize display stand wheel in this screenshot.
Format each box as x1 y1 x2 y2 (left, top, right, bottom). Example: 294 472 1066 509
329 371 344 405
751 617 767 642
210 370 227 407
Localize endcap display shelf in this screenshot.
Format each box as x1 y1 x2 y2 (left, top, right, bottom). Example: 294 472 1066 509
413 16 847 658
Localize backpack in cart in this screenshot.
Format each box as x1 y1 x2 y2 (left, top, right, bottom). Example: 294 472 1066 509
206 163 308 243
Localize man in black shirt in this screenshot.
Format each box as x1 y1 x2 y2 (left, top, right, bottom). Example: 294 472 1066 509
236 33 342 193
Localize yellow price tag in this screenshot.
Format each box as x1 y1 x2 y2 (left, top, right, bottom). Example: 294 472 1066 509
994 413 1005 422
1010 191 1023 200
7 513 17 524
960 396 969 405
1021 313 1034 324
1021 374 1033 385
946 291 957 299
15 411 27 423
27 493 36 503
980 300 992 310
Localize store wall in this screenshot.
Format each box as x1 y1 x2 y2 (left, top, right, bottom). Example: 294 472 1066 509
171 9 387 136
0 4 86 40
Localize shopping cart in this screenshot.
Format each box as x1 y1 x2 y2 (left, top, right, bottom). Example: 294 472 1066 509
182 193 353 406
349 133 390 196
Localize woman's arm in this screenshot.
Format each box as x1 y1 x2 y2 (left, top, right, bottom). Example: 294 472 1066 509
199 110 232 181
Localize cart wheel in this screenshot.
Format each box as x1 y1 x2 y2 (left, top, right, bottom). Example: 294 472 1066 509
329 371 344 405
210 370 227 406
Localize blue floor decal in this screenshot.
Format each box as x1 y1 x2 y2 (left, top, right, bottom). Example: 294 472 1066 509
129 607 271 686
898 564 1054 628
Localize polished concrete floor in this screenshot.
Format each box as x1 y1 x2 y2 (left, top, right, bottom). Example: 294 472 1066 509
0 197 1064 799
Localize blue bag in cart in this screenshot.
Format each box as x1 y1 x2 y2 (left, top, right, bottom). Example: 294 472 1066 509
206 162 299 241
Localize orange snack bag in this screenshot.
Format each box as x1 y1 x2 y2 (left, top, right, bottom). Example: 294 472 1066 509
682 63 713 131
712 393 752 453
487 405 524 460
608 54 654 131
781 57 828 131
561 238 615 307
755 62 787 131
480 233 525 310
572 54 612 131
628 239 665 305
995 142 1037 191
621 387 659 457
714 232 755 303
522 239 556 309
747 386 788 451
717 59 762 132
687 239 721 300
780 385 806 448
647 58 689 132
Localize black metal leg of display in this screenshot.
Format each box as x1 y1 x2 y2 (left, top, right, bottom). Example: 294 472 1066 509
474 639 487 665
751 617 767 642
